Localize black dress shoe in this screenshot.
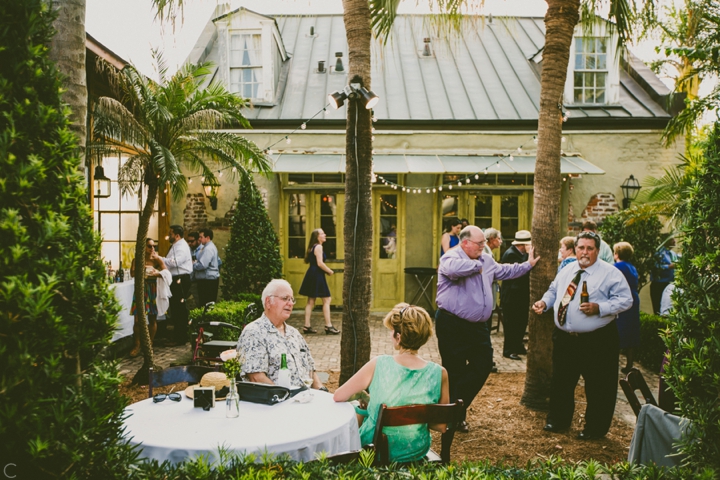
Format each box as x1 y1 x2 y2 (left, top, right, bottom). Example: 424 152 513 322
543 423 568 433
457 420 469 433
504 353 521 360
577 431 603 440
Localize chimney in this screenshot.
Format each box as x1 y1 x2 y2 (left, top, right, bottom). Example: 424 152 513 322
310 26 315 36
318 60 325 73
334 52 344 72
422 37 432 56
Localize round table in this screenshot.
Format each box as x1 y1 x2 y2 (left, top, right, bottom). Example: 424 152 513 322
123 390 361 463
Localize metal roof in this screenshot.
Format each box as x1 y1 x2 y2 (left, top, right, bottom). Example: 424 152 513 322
272 153 605 175
214 14 672 124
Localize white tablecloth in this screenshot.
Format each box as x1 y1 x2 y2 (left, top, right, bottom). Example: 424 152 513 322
123 390 361 464
110 280 135 342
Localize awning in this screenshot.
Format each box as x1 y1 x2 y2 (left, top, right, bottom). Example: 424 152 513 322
272 154 604 175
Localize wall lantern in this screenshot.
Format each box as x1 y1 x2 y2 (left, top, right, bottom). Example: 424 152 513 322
93 165 111 198
328 83 380 110
621 174 641 209
202 179 221 210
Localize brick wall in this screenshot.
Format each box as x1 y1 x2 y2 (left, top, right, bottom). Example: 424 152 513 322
567 192 620 236
183 193 208 233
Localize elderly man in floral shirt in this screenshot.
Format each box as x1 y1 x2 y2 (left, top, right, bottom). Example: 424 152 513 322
237 279 327 391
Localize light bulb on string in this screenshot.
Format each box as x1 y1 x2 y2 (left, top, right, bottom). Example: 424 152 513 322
426 189 430 193
232 166 237 172
509 155 514 161
218 171 223 178
475 174 479 180
161 212 166 216
484 169 488 174
457 181 461 187
438 186 443 191
449 185 453 190
561 137 566 142
466 178 470 184
497 162 501 169
402 187 406 192
285 137 291 144
533 136 538 144
163 188 168 193
201 176 205 182
517 147 522 154
188 178 193 184
301 123 307 130
432 188 436 193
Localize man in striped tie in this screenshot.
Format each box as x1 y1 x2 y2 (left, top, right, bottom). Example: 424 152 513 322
532 231 632 440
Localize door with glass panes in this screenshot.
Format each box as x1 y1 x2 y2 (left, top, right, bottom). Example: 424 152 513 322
372 191 404 310
285 192 344 307
440 191 531 260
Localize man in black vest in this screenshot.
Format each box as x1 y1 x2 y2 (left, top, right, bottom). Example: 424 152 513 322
500 230 531 360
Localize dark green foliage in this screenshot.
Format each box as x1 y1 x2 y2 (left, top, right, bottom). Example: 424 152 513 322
0 1 136 477
188 300 254 342
636 312 670 372
223 176 283 297
663 122 720 470
598 205 663 291
234 292 263 312
125 452 709 479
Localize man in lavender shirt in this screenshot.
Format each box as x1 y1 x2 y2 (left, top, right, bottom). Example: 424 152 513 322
435 226 539 432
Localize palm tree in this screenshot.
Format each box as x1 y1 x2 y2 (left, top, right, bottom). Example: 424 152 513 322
339 0 375 384
91 55 269 382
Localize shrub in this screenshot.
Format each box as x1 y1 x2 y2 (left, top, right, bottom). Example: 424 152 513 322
636 312 670 372
223 175 283 297
598 205 663 291
664 122 720 470
0 1 136 477
188 300 255 342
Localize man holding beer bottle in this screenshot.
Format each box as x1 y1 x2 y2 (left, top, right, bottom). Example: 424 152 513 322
532 231 632 440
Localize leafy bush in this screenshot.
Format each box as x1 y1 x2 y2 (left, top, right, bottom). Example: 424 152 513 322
664 123 720 470
0 1 136 476
223 175 283 297
189 300 255 342
125 451 711 480
598 205 663 291
636 312 670 372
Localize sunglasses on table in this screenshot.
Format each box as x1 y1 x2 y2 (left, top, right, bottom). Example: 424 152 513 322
153 392 181 403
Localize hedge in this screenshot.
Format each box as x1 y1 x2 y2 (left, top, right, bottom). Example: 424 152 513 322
188 300 258 342
636 312 670 373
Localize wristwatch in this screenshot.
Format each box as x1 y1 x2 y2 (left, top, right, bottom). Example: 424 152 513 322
319 386 329 392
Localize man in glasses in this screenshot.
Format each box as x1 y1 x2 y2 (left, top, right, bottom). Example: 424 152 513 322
582 220 614 264
236 279 327 392
532 231 632 440
435 225 539 433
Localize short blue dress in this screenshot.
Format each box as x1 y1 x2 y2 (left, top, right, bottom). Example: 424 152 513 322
614 260 641 349
299 245 331 298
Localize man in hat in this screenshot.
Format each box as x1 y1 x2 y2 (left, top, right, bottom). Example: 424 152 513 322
500 230 532 360
436 226 540 432
237 279 327 391
532 231 632 440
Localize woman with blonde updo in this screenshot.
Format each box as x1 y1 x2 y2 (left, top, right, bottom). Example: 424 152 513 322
334 303 449 463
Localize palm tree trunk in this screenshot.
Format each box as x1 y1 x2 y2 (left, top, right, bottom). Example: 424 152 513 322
131 182 159 384
49 0 87 154
339 0 373 385
521 0 580 410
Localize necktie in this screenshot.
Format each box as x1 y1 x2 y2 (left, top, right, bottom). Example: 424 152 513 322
557 269 585 326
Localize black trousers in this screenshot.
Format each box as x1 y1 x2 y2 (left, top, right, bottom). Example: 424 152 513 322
548 321 619 435
650 281 670 315
501 294 529 356
197 278 219 307
169 274 191 342
435 308 493 417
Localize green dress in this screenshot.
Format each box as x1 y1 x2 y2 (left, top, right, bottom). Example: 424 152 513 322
358 355 443 462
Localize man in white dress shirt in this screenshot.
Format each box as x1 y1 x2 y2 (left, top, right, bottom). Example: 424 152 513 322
532 231 632 440
162 225 193 344
194 228 220 306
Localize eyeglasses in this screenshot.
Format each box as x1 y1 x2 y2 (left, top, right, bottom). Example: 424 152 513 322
147 245 156 250
270 295 296 304
578 231 599 239
153 392 181 403
467 239 486 248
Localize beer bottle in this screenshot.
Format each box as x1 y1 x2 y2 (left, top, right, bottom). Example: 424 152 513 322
580 281 589 304
277 353 291 388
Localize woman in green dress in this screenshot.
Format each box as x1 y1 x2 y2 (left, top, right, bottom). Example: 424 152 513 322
333 303 450 463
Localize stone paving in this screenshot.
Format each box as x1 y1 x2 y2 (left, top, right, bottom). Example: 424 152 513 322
119 309 660 427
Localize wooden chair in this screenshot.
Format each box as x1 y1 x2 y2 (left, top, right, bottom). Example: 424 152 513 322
619 367 658 417
372 400 464 465
148 365 215 397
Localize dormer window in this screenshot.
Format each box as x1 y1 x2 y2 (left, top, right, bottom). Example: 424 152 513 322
573 37 607 104
229 33 263 99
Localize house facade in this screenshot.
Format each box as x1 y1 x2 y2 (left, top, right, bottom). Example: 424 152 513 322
166 6 681 310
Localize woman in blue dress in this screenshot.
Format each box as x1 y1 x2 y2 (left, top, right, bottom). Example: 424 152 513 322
613 242 641 373
440 219 462 257
300 229 340 335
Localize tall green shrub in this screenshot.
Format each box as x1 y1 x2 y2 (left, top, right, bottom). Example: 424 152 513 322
0 1 136 477
223 176 283 296
598 205 663 290
664 122 720 470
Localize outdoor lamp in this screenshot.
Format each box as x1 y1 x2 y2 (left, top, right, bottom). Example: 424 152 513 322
328 84 380 110
202 179 221 210
328 89 348 109
621 174 641 209
93 165 111 198
358 87 379 109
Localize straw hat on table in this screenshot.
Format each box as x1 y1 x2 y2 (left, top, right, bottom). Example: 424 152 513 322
184 371 231 401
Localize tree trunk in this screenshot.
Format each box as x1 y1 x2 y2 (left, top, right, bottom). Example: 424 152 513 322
49 0 87 155
131 182 159 384
339 0 373 385
521 0 580 410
